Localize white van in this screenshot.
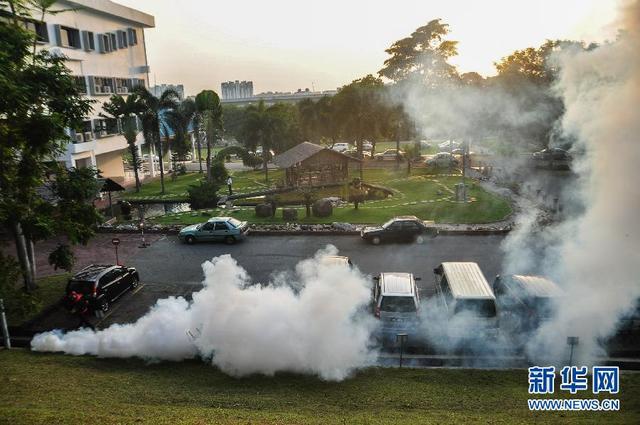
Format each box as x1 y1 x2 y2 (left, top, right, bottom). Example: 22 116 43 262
433 262 497 329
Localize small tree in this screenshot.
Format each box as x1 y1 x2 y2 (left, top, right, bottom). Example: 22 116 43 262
297 187 318 218
348 178 366 210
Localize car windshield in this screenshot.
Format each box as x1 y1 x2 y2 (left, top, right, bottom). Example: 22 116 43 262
382 219 396 229
228 218 243 228
68 280 94 295
453 299 496 318
380 296 417 313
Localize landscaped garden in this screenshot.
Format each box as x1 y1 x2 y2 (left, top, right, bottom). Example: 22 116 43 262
133 166 511 225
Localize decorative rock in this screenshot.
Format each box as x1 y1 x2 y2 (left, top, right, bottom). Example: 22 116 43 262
312 198 333 217
255 203 273 218
332 222 356 231
282 208 298 221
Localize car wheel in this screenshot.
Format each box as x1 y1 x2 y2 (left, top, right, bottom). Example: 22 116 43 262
371 236 381 245
185 235 195 244
224 236 236 245
99 300 109 313
131 278 139 289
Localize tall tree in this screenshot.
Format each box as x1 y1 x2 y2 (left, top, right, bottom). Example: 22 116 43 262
101 94 144 191
379 19 459 86
134 87 180 194
0 7 92 290
332 75 389 177
241 101 289 182
195 90 223 182
165 98 197 160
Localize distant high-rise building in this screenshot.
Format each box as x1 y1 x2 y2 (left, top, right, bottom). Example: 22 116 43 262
151 83 185 100
221 80 253 100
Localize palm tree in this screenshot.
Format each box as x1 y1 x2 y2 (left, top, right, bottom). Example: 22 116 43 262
242 101 286 182
134 86 180 194
166 98 197 158
194 90 223 182
101 94 144 191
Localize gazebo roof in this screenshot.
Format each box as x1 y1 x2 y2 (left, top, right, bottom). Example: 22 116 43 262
273 142 359 168
98 178 126 192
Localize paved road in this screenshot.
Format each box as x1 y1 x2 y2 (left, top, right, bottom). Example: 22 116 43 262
25 233 506 332
129 233 507 288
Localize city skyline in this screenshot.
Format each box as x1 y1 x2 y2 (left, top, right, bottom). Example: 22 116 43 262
117 0 619 96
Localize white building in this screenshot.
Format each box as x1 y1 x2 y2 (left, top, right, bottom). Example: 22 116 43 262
221 80 253 100
28 0 155 183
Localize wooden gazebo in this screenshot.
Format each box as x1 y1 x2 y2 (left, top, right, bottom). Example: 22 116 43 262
273 142 360 187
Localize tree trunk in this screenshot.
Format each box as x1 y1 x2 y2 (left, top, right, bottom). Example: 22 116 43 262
263 151 269 183
156 131 165 194
197 134 203 174
12 221 36 292
396 132 401 169
27 238 36 279
206 136 212 182
128 142 141 192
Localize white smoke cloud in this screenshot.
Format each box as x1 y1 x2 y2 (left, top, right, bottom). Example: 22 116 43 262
32 246 377 381
524 0 640 364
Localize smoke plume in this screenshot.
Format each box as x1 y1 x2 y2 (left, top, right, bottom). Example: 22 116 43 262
523 0 640 364
32 246 377 381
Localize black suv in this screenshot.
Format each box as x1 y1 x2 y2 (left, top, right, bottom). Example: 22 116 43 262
65 264 139 313
361 216 437 244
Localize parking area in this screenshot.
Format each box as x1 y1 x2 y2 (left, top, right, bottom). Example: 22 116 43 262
25 233 506 332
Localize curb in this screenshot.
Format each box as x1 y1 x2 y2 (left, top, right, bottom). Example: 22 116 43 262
97 227 512 236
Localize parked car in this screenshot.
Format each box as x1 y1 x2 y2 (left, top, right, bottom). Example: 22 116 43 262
425 152 459 168
493 274 564 338
438 140 461 150
65 264 139 314
361 216 437 245
374 149 405 161
372 272 422 347
321 255 353 267
433 262 498 341
179 216 249 244
531 147 572 169
344 148 371 159
331 142 350 152
362 141 373 151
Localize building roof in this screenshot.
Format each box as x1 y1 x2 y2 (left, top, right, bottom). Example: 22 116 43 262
380 273 415 296
67 0 155 27
508 275 564 298
441 262 494 299
273 142 358 168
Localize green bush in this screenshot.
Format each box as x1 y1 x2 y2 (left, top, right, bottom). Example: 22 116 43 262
209 160 229 185
0 253 40 324
187 180 221 209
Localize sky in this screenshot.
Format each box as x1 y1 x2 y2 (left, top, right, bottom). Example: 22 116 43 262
116 0 620 96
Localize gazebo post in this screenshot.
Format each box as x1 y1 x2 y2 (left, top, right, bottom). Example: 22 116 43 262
108 191 114 217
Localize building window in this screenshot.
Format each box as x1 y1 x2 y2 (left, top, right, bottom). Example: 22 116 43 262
91 76 115 95
59 26 81 48
131 78 145 89
24 20 48 43
81 30 95 51
73 76 87 94
127 27 138 45
94 118 118 137
115 78 131 94
109 33 117 50
117 30 128 48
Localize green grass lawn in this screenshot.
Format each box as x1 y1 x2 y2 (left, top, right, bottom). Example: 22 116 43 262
5 274 69 327
1 350 637 424
152 167 512 225
122 169 283 202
